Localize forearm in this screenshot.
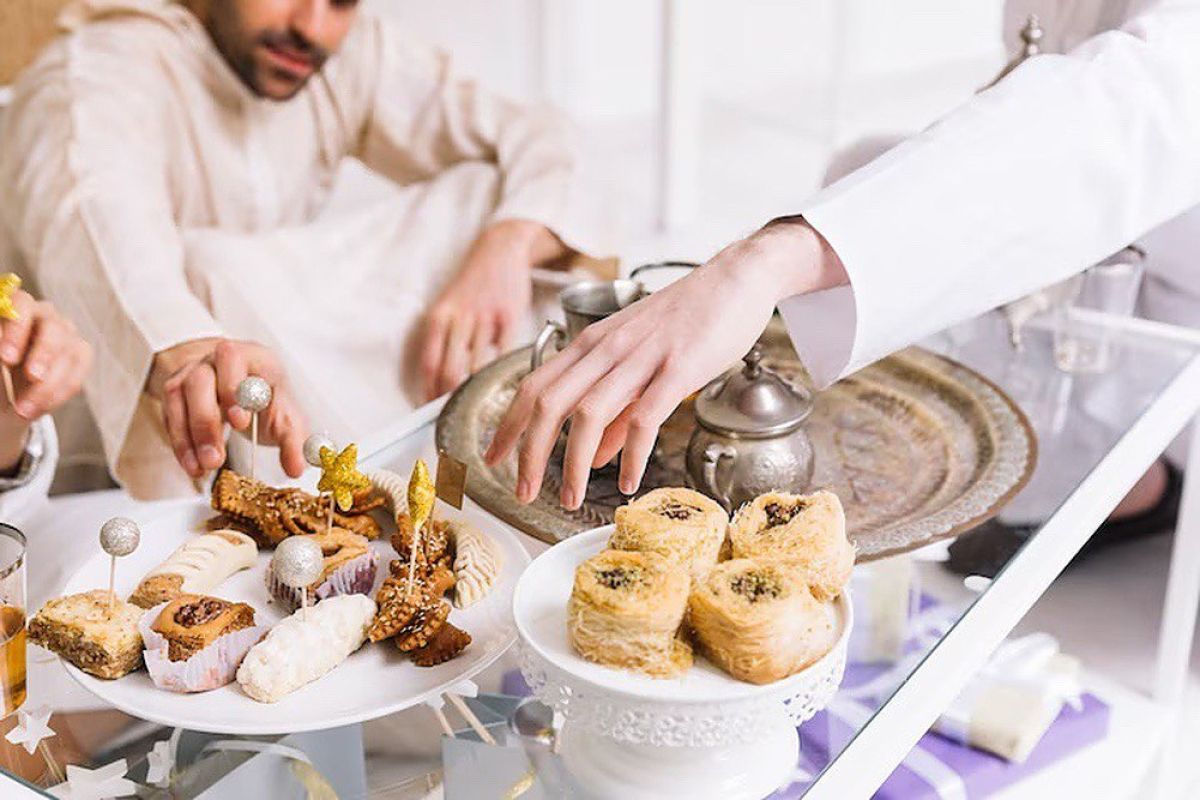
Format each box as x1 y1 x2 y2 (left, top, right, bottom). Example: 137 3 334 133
0 414 29 476
478 219 572 269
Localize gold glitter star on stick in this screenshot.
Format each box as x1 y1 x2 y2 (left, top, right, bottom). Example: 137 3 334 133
0 273 21 407
318 443 370 513
405 459 436 593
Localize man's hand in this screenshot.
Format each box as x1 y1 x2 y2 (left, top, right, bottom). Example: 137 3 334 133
0 291 94 472
420 220 569 401
484 219 847 509
147 338 307 480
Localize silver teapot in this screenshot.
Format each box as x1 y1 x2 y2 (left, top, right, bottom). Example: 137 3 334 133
685 345 815 512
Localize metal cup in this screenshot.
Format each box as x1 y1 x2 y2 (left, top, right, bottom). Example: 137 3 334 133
530 279 646 370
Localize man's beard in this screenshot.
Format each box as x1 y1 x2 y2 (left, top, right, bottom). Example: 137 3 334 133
213 23 329 101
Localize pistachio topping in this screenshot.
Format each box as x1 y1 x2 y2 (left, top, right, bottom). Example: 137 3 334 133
729 571 782 602
594 566 642 590
763 500 806 529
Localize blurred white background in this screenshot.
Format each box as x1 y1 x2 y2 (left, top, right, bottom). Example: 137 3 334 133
358 0 1010 264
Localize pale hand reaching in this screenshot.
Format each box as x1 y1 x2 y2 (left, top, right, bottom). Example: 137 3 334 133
484 218 847 509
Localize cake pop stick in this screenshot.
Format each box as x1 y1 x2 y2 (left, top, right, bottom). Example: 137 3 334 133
405 459 436 595
99 517 140 615
235 377 272 480
0 273 24 407
271 536 324 619
304 433 337 532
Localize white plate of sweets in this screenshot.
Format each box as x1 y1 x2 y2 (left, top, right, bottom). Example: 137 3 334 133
514 488 853 708
51 490 530 735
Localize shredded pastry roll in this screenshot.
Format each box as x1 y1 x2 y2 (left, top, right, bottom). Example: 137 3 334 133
610 487 728 580
567 550 692 678
689 559 836 684
728 490 854 600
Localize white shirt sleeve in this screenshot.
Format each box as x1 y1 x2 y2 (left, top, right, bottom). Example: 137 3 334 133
780 0 1200 388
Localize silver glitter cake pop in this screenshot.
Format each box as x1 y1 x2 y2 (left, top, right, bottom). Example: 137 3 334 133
99 517 140 557
235 376 272 413
303 433 335 468
271 536 324 589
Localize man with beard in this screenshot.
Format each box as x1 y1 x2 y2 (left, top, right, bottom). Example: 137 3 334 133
0 0 611 497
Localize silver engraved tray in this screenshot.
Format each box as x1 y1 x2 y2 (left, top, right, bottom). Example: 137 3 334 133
436 334 1035 561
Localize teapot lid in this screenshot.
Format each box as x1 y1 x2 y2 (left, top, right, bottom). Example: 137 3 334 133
693 345 813 438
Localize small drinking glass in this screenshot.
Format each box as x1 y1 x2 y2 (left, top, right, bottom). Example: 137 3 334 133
1054 246 1145 374
0 524 27 718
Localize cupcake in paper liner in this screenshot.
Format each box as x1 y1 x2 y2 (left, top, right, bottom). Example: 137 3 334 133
140 595 264 693
265 529 379 612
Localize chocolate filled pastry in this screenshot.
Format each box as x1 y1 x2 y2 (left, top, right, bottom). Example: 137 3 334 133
610 487 728 580
567 550 692 679
728 490 854 601
689 559 836 684
211 470 381 547
129 530 257 608
141 595 263 692
150 595 257 662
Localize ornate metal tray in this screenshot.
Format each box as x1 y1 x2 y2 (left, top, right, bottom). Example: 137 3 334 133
436 336 1036 561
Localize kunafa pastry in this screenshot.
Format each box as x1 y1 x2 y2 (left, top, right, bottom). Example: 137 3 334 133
728 490 854 601
567 550 692 679
689 559 836 684
128 530 257 608
265 529 379 611
237 594 376 703
610 487 728 580
141 595 263 692
28 591 143 679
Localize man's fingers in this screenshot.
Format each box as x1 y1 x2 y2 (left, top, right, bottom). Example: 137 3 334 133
468 316 498 373
213 340 249 423
0 293 37 368
618 368 688 494
272 395 308 478
592 405 636 468
436 317 473 398
560 363 655 509
484 326 603 466
513 338 636 504
420 313 450 402
163 384 200 477
21 312 69 383
183 364 225 472
13 354 73 419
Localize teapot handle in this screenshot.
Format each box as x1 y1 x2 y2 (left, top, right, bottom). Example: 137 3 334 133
700 443 736 512
531 320 568 371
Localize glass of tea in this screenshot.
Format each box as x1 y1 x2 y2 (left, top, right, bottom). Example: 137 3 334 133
0 524 26 718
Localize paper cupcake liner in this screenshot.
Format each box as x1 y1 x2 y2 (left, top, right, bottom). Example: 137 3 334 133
139 603 266 693
266 550 379 612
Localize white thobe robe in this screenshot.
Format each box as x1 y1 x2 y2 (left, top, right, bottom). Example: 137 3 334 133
0 0 612 499
781 0 1200 388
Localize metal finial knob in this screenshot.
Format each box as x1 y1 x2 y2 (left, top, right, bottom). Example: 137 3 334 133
1020 14 1043 56
743 345 763 378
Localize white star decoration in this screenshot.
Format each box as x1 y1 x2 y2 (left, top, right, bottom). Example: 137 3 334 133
48 759 136 800
4 704 55 755
145 739 174 786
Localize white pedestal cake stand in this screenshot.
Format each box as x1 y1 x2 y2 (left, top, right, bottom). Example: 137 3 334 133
514 527 852 800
